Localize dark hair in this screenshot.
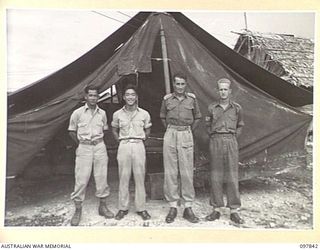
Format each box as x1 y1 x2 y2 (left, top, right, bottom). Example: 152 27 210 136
84 85 99 94
172 72 187 82
123 84 138 95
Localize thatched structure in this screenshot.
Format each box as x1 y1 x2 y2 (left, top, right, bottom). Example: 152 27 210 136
234 30 314 90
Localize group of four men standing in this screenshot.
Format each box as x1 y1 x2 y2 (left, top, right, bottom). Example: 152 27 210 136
68 73 244 226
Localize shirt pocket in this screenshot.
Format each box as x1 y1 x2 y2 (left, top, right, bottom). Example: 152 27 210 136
119 120 129 136
119 120 129 128
167 103 176 111
77 122 88 135
227 113 238 130
93 121 104 135
228 113 237 121
183 102 194 110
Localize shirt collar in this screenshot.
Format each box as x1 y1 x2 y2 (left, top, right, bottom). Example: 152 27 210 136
215 100 235 109
122 105 140 112
84 103 100 113
172 92 187 99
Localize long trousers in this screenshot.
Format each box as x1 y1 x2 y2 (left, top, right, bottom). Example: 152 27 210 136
163 125 195 208
117 140 146 211
209 134 241 209
71 142 110 202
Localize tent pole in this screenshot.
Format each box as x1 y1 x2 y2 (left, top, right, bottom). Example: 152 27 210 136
160 22 171 94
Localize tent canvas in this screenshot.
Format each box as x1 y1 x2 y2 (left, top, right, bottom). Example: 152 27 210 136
7 12 312 178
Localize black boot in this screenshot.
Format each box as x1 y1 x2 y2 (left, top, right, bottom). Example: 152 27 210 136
71 201 82 226
165 207 177 223
183 207 199 223
230 213 244 224
98 198 114 219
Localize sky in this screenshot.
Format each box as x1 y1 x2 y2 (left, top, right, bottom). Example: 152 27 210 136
6 10 315 92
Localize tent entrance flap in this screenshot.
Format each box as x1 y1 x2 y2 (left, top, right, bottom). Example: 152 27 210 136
7 12 312 179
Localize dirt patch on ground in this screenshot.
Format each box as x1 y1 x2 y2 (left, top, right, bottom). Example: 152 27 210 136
5 149 313 229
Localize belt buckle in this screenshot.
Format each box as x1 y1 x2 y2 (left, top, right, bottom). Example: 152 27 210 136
92 140 100 145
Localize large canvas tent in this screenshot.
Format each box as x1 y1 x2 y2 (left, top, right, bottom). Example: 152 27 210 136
7 12 312 178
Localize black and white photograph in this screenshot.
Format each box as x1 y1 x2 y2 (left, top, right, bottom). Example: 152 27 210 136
5 8 314 233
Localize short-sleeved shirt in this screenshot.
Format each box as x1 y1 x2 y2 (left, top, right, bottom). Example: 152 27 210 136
160 92 202 126
206 101 244 134
68 103 108 141
111 106 152 140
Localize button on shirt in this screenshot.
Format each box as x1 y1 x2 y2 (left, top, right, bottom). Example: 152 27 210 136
111 106 152 140
206 101 244 134
160 92 202 126
68 104 108 141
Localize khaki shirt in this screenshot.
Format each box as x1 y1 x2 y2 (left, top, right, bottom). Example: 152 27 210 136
160 92 202 126
68 104 108 141
206 101 244 134
111 106 152 140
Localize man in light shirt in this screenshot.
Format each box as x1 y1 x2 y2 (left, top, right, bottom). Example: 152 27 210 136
112 84 152 221
68 86 114 226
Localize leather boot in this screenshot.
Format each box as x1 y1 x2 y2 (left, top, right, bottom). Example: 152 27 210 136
165 207 177 223
183 207 199 223
98 198 114 219
71 201 82 226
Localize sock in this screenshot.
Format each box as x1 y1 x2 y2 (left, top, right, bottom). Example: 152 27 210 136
230 208 238 214
214 207 221 213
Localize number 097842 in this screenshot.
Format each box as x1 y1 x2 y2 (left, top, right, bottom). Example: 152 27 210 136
300 244 318 248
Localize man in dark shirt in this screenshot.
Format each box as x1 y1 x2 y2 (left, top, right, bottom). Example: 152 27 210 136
160 73 202 223
205 78 245 224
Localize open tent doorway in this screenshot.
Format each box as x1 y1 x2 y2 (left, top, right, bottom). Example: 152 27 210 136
7 12 312 191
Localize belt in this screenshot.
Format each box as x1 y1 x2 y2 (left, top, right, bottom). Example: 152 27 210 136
79 138 103 145
167 124 191 131
211 133 235 138
120 138 144 143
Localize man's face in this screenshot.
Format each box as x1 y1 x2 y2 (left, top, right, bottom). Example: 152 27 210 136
123 88 138 106
85 89 99 106
173 77 187 94
218 82 232 100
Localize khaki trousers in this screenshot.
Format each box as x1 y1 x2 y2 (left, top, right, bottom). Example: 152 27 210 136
71 142 110 202
117 140 146 211
163 126 195 208
209 134 241 209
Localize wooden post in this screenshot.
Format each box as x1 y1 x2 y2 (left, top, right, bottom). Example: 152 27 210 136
244 12 248 31
160 22 171 94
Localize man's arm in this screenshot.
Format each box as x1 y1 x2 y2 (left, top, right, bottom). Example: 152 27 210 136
103 129 109 144
161 119 167 129
159 99 167 129
192 97 202 131
191 119 200 131
112 127 120 142
236 104 244 138
145 127 151 140
205 105 213 134
69 131 79 145
236 127 243 138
